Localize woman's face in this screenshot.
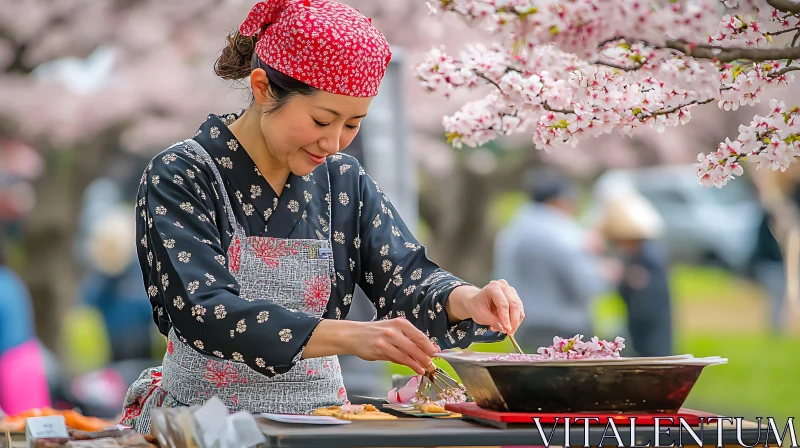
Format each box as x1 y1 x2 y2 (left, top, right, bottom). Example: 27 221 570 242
259 87 372 176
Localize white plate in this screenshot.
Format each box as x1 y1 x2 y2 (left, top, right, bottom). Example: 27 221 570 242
260 413 351 425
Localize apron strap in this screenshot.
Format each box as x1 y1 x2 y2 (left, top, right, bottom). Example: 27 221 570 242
182 138 242 232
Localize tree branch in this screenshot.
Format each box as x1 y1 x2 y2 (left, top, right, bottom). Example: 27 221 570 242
595 60 645 71
768 66 800 77
646 98 715 118
475 72 501 90
542 103 574 114
767 0 800 14
766 26 800 37
665 39 800 63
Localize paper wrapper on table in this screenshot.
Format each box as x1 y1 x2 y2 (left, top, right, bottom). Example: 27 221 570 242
25 416 69 448
387 376 420 404
150 396 265 448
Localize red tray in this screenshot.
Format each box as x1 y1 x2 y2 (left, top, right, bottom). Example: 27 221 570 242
445 402 719 426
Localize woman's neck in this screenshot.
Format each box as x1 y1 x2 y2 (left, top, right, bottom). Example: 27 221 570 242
228 107 290 196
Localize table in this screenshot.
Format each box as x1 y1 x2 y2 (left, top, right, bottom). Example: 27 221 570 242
256 416 764 448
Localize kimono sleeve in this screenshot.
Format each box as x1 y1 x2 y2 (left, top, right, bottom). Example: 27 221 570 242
136 150 320 376
354 168 503 349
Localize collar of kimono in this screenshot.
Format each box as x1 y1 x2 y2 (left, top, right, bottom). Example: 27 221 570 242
193 113 330 239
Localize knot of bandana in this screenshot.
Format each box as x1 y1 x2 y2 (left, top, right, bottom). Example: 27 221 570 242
239 0 293 37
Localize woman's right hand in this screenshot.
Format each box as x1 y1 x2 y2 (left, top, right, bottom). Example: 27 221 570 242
304 318 439 375
349 318 439 375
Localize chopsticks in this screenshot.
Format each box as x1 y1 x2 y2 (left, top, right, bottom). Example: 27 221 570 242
508 334 524 355
498 323 524 355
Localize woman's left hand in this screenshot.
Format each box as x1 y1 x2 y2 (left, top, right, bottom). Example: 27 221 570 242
455 280 525 335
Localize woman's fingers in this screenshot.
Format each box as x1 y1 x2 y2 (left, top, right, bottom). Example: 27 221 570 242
375 319 435 375
487 283 513 332
394 337 434 374
397 318 438 357
383 344 426 375
499 280 525 334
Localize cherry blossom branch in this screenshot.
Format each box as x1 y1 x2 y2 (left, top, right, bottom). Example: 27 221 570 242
475 72 501 90
421 0 800 187
769 66 800 77
665 39 800 63
765 27 800 36
646 98 716 117
595 60 645 71
542 103 573 114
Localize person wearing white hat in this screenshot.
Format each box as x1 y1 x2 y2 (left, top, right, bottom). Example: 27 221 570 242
599 192 674 357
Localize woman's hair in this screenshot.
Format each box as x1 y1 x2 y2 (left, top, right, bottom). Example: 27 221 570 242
214 31 317 114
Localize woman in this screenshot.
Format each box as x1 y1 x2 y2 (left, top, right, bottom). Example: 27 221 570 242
122 0 524 432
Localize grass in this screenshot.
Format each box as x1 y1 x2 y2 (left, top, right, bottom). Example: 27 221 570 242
678 333 800 423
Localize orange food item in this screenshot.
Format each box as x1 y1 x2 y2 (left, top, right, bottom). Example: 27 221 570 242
0 408 113 433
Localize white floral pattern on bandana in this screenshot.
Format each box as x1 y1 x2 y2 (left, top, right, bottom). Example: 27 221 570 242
239 0 391 98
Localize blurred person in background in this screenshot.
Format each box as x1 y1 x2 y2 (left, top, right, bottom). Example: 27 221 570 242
748 170 800 335
81 205 154 362
494 168 618 352
599 192 674 357
750 208 787 335
0 231 52 415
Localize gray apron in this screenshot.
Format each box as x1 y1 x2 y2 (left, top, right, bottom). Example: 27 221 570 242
120 139 345 433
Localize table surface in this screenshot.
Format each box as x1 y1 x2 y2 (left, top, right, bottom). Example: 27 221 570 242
256 415 764 448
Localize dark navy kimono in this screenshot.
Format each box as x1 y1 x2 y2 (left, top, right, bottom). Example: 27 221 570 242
135 112 502 377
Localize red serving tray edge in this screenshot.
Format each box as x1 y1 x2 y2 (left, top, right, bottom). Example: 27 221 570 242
445 402 719 425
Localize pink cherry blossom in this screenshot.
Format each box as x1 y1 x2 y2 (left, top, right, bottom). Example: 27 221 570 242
487 334 626 361
419 0 800 188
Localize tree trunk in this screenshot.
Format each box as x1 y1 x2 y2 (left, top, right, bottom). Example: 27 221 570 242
418 147 535 286
21 127 124 358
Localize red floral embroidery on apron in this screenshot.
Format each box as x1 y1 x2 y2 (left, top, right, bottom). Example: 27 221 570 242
251 238 297 269
167 341 174 355
204 360 240 387
120 370 163 424
337 386 347 401
228 236 242 274
303 275 331 313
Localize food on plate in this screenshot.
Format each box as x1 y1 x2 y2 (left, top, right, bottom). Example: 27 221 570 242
311 403 398 421
28 429 155 448
333 411 398 421
69 429 154 447
33 439 71 448
487 334 626 362
64 438 122 447
0 408 113 433
310 406 340 417
330 404 397 421
418 403 447 414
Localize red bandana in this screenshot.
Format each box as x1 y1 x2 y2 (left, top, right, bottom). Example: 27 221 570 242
239 0 392 98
